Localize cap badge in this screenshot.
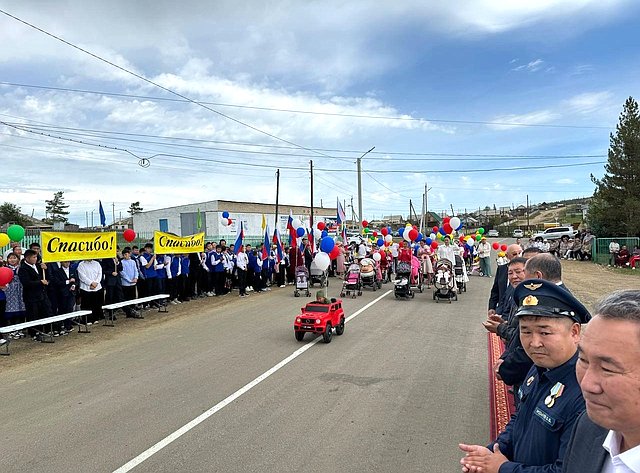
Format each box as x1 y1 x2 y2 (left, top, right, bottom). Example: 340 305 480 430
523 295 539 306
524 283 543 291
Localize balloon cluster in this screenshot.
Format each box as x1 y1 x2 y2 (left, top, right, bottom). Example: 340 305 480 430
492 242 508 252
220 210 233 227
0 224 25 249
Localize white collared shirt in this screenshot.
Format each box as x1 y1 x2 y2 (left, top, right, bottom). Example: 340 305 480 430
602 430 640 473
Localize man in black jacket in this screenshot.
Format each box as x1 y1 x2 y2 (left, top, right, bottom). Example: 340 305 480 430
18 249 52 340
487 244 522 316
48 260 77 334
563 290 640 472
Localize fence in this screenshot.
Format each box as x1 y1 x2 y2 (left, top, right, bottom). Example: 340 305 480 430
592 237 640 265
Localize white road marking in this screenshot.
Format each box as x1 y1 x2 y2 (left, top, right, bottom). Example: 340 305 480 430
113 290 392 473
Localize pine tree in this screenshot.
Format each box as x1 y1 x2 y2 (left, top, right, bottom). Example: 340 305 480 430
44 191 70 223
0 202 29 227
128 201 143 215
589 97 640 236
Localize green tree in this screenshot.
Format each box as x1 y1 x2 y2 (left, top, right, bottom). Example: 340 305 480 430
44 191 70 223
0 202 29 227
589 97 640 236
128 201 143 215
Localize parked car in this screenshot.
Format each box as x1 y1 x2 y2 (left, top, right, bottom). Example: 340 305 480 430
532 226 577 241
512 229 524 238
294 299 345 343
487 229 499 237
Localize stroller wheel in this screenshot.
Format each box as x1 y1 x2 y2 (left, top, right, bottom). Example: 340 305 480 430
411 291 415 299
373 285 377 292
294 291 299 297
340 292 345 297
419 284 423 293
358 291 363 296
306 290 311 297
352 294 357 299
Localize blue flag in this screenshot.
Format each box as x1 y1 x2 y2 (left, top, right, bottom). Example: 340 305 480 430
99 200 106 227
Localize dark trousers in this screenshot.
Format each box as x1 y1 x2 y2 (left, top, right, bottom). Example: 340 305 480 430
25 297 52 336
145 277 159 297
275 267 285 286
253 271 263 292
80 288 104 323
237 268 247 295
214 271 225 295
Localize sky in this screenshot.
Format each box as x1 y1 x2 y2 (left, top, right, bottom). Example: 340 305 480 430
1 0 639 226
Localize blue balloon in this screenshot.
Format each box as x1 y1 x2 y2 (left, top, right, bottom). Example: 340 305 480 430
296 227 305 237
415 232 423 243
425 237 432 245
456 222 463 231
439 227 447 236
320 236 335 253
222 211 229 219
377 238 384 247
398 227 405 237
387 226 392 235
321 230 329 238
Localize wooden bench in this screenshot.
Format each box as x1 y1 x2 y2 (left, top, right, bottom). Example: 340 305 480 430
102 294 170 326
0 310 93 355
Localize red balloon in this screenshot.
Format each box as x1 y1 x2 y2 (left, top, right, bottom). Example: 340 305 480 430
501 244 508 251
443 223 453 234
380 227 388 236
459 235 466 242
0 266 13 286
362 220 369 228
399 241 405 248
431 241 439 250
384 240 391 247
408 229 419 241
432 226 439 233
373 231 378 237
123 229 136 242
443 217 451 224
492 242 500 250
412 225 418 230
329 246 340 260
317 221 326 231
228 218 232 225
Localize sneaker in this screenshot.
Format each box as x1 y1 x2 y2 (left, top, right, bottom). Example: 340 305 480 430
175 299 182 304
86 321 93 326
247 286 253 292
53 332 60 337
170 300 178 305
265 287 271 291
0 338 7 346
279 285 286 288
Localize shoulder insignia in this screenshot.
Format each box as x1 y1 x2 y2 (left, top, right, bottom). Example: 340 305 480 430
526 375 535 386
523 295 539 306
523 283 543 291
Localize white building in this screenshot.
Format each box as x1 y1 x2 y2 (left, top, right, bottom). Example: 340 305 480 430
132 199 337 240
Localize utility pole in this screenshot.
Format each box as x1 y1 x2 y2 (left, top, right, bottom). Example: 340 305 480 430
526 194 530 233
310 160 314 235
357 146 375 230
91 210 94 227
112 202 115 225
85 211 88 228
274 168 280 233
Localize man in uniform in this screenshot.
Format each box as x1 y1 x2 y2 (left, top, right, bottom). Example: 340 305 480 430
459 279 590 473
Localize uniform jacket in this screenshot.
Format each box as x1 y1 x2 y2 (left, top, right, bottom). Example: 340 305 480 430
493 352 585 473
489 263 509 311
561 411 608 473
18 261 47 303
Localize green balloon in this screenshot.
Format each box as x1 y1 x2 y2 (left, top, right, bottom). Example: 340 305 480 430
7 224 25 242
476 234 482 241
364 228 371 233
478 227 485 234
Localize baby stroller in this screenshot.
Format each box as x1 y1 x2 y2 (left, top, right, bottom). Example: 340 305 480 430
360 257 382 291
341 263 362 298
454 254 467 293
294 265 311 297
394 260 414 299
309 260 329 288
433 260 457 302
409 255 424 293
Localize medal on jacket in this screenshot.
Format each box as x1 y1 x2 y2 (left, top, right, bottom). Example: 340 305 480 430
544 382 565 408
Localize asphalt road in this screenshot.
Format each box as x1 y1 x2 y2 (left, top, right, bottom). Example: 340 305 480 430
0 271 495 473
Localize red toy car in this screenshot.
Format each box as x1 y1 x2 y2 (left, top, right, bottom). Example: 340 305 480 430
294 298 345 343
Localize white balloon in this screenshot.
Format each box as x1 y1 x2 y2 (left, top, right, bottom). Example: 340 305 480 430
312 228 323 240
430 233 436 240
220 218 229 227
314 252 331 271
384 234 393 243
450 217 461 230
292 218 303 229
403 230 412 242
392 243 399 249
372 252 381 262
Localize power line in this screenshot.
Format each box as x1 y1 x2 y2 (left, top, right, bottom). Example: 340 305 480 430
0 80 612 130
0 9 353 165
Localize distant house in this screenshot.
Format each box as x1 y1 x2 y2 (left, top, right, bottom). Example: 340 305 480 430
384 215 404 225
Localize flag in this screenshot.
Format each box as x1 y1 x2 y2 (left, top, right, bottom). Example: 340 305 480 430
307 227 314 253
262 225 270 261
261 213 266 232
273 229 283 263
337 197 346 224
196 208 202 230
98 200 106 227
233 221 244 255
341 224 347 244
287 210 297 247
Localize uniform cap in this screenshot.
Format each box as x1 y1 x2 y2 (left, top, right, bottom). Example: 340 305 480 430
514 278 591 324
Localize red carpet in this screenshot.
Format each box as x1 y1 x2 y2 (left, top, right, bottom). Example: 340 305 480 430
488 332 516 440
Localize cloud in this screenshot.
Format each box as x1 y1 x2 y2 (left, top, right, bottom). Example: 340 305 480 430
512 59 545 72
488 110 561 130
564 91 614 115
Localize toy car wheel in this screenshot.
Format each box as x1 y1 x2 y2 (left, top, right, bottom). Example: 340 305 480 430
322 322 333 343
294 330 305 341
335 317 345 335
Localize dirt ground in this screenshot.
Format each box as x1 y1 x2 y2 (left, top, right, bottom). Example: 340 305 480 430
561 260 639 308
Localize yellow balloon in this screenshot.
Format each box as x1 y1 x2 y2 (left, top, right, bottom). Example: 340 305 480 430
0 233 9 247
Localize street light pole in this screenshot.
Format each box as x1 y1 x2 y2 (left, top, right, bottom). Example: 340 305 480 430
357 146 375 230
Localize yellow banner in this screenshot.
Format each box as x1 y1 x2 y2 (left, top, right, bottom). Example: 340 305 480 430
154 231 205 254
42 231 117 263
